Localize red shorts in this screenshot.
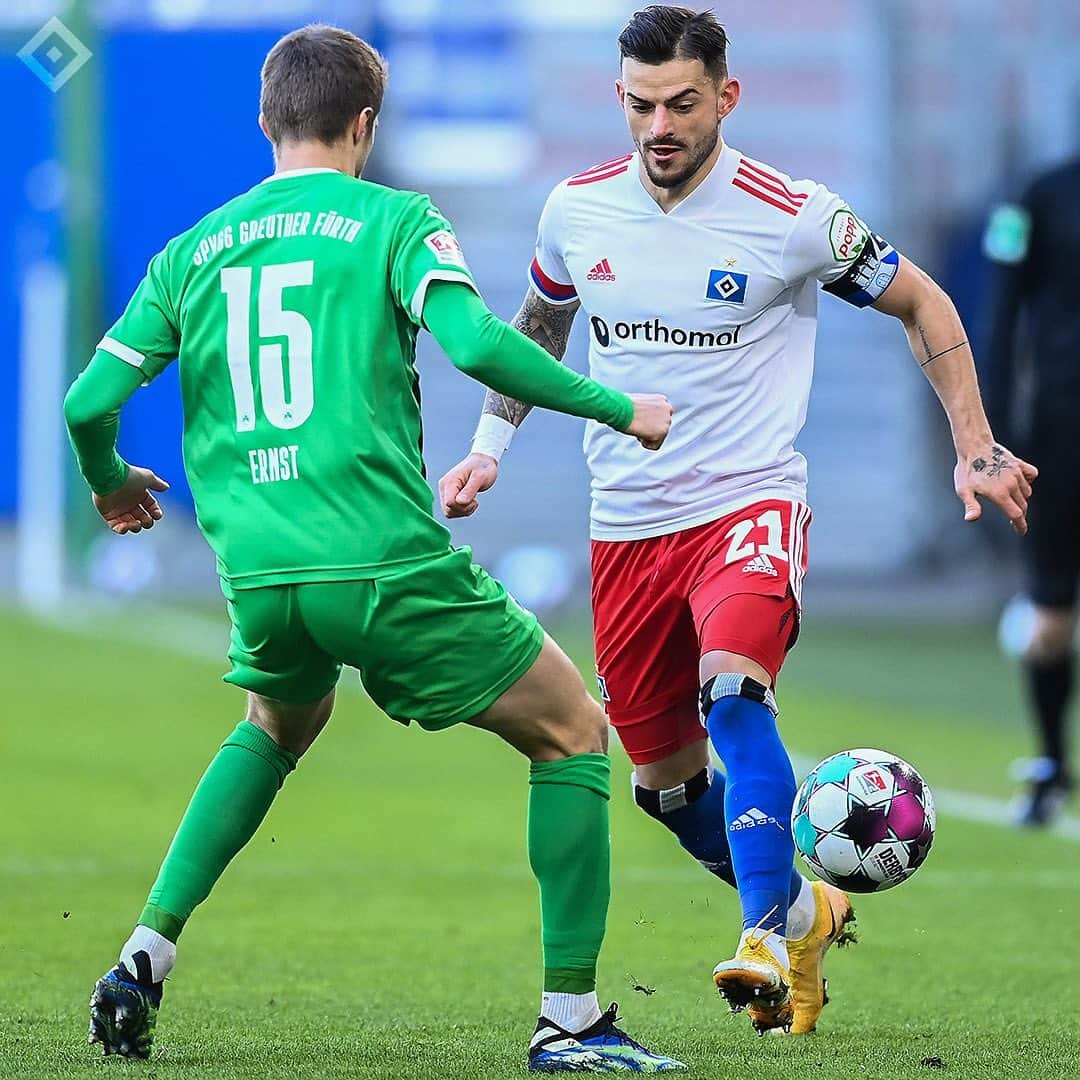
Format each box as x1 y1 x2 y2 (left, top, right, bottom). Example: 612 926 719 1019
591 499 810 765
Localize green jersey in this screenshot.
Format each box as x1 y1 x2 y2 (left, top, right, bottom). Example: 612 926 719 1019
99 169 486 588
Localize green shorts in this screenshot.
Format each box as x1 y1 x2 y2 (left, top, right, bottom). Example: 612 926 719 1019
220 547 544 730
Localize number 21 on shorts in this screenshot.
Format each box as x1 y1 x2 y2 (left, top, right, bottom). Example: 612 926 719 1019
723 508 788 565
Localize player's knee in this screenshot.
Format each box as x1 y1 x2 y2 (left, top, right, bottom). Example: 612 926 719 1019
246 689 335 757
532 694 608 760
560 694 609 757
632 740 711 793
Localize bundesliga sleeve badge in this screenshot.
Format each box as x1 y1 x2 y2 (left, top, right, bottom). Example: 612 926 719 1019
705 269 749 304
424 231 469 270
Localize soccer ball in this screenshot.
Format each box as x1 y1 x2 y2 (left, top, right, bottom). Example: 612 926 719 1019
791 748 935 893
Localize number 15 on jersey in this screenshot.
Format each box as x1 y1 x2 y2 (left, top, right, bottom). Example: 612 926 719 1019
220 260 315 432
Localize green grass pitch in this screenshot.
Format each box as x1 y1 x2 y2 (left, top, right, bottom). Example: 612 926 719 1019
0 606 1077 1078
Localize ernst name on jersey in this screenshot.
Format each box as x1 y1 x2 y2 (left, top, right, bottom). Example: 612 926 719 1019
247 444 300 485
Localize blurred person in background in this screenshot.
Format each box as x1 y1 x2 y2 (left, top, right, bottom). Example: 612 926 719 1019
980 154 1080 826
64 24 683 1073
441 3 1037 1037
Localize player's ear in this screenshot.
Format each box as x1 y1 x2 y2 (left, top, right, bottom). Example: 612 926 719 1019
615 79 625 107
717 76 740 123
356 108 376 146
257 112 272 144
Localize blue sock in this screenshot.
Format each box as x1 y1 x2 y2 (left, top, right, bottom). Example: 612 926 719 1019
703 675 797 936
633 767 735 886
633 766 804 905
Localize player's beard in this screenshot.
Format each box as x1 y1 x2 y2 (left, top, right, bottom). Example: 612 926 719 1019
640 126 719 189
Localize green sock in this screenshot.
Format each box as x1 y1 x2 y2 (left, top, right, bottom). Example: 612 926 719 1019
139 721 297 942
528 752 611 994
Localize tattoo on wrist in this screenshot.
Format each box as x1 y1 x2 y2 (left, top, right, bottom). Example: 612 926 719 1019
481 291 579 429
971 444 1010 478
920 339 968 368
483 388 532 427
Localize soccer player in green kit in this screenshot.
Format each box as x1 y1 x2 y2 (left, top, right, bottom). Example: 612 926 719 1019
64 25 684 1073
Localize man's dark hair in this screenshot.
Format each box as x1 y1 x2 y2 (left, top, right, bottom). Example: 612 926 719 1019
261 25 388 146
618 6 728 81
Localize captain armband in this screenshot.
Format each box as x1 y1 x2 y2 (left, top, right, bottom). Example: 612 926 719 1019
822 230 900 308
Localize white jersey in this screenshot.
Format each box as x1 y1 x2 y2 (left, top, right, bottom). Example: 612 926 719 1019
529 141 899 541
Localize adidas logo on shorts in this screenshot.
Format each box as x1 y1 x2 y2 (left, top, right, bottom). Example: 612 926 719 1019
742 553 779 576
729 807 785 832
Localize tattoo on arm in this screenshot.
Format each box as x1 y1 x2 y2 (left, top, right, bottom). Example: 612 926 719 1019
481 389 535 427
919 339 968 368
971 444 1011 478
917 324 932 362
914 322 969 368
481 290 579 428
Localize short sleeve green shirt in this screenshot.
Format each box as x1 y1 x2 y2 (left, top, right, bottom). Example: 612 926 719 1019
98 169 480 588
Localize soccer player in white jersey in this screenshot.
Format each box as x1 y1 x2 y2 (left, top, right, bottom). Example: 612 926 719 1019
440 5 1037 1037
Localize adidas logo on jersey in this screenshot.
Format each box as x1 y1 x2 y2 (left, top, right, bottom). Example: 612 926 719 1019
742 553 779 577
729 807 785 832
587 258 616 281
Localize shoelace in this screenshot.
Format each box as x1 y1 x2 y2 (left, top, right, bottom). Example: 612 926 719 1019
594 1003 649 1053
743 905 783 951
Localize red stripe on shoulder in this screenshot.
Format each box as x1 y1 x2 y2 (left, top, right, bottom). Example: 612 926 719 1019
735 167 805 209
731 177 800 216
737 159 808 204
571 153 634 180
568 164 631 187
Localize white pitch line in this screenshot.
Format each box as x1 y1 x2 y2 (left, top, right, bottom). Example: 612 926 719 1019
33 601 1080 844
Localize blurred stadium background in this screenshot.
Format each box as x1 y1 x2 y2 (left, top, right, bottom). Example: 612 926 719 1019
5 0 1080 607
2 3 1079 1077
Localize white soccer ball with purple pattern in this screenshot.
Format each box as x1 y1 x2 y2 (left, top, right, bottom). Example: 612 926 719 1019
792 748 935 893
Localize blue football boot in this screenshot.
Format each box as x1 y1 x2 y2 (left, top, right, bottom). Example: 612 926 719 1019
529 1002 686 1072
88 952 162 1059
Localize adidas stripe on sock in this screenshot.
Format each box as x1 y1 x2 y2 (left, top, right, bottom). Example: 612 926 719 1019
729 806 784 830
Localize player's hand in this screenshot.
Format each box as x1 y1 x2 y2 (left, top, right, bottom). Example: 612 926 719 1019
92 465 169 535
954 442 1038 536
439 453 499 518
626 393 674 451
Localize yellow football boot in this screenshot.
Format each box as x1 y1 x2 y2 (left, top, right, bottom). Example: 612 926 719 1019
712 911 794 1034
784 882 857 1034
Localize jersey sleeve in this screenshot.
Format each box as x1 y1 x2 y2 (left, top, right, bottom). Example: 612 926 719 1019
528 183 578 305
780 185 900 308
390 196 480 325
97 249 180 382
